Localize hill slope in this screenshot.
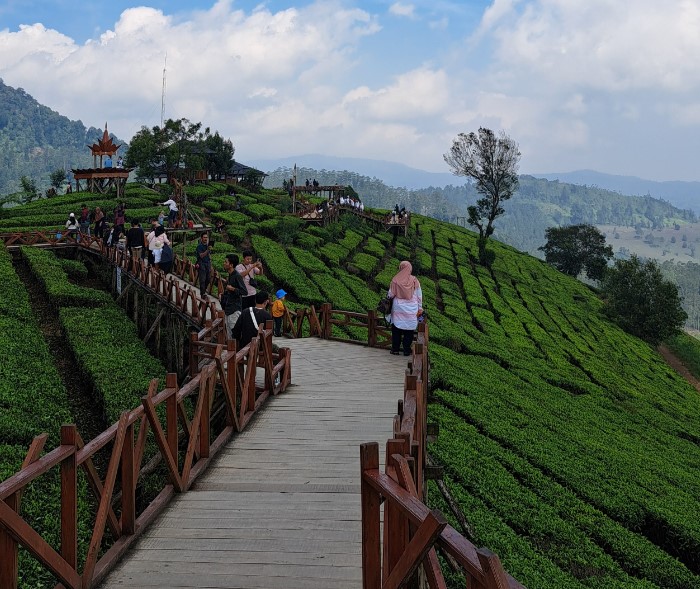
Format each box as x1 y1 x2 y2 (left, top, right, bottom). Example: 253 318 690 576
0 79 127 196
2 184 700 588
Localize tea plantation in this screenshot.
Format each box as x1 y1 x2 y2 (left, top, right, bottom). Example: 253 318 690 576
1 183 699 588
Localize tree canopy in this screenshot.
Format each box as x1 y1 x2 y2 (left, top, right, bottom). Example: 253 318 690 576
125 118 234 184
444 127 520 264
600 255 687 345
539 224 614 281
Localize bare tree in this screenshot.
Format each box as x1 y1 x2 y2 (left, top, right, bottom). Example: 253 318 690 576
444 128 520 264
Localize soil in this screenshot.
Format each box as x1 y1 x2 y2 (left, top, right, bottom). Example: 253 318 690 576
657 343 700 392
13 257 109 444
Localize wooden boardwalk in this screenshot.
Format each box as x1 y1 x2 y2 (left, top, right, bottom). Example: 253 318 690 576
100 337 408 588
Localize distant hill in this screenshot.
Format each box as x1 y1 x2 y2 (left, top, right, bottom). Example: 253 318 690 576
533 170 700 213
0 79 127 197
249 154 461 189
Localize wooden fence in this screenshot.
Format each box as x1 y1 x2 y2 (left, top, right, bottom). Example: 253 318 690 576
0 231 521 588
0 319 291 589
360 322 525 589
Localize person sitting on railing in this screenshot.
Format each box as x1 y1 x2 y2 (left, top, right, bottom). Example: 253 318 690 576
231 291 272 350
388 261 423 356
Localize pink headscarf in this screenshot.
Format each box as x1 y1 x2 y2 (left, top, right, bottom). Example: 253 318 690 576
390 261 418 300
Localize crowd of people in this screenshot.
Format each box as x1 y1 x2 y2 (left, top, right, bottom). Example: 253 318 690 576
59 195 422 358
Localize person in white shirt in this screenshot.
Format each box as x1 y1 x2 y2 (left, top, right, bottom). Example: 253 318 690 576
160 198 178 226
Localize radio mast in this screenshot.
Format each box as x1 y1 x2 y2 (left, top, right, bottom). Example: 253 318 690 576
160 54 167 127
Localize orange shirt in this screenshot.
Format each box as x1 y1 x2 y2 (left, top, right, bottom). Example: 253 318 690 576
271 299 285 318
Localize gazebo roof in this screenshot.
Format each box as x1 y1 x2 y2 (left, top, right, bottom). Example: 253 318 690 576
89 123 121 157
228 161 267 177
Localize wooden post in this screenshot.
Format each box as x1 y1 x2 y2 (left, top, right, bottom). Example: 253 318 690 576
165 373 179 463
321 303 332 339
360 443 381 589
60 425 78 573
477 549 510 589
121 422 136 535
384 439 409 582
368 310 377 347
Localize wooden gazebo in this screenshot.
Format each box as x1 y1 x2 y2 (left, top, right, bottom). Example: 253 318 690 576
71 123 131 198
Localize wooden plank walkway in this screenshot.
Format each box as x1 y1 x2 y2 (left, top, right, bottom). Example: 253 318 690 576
100 337 408 588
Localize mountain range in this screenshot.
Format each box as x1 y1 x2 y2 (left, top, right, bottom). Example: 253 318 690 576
250 154 700 214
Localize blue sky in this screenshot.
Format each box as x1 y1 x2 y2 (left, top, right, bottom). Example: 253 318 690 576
2 0 700 181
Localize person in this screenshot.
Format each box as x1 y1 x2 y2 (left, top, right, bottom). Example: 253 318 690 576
387 261 423 356
65 212 79 239
221 254 247 338
104 156 112 168
106 223 122 248
215 219 224 233
161 198 178 226
236 249 263 309
78 204 91 236
231 291 273 350
271 289 287 337
158 210 165 226
114 203 126 233
148 225 170 267
159 240 174 274
195 233 213 298
93 207 106 238
116 156 124 168
125 219 145 262
65 181 72 194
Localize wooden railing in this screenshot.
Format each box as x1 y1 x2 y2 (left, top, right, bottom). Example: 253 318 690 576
0 322 291 589
360 322 525 589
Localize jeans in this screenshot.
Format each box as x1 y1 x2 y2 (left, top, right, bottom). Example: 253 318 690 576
273 316 282 336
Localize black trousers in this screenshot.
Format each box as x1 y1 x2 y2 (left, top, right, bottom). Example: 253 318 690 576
241 294 256 309
199 264 211 297
391 325 414 356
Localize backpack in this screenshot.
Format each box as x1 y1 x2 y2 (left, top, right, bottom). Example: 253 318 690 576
377 295 393 316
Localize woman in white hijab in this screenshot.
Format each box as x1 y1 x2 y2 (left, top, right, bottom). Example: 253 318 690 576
387 261 422 356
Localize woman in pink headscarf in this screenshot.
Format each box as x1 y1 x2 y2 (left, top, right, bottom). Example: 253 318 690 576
387 261 423 356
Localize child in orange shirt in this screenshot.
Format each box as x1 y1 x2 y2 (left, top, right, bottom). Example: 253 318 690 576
272 289 287 336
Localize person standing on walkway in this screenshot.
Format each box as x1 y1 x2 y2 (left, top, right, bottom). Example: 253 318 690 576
388 261 422 356
222 254 247 338
196 233 213 298
231 291 272 350
236 249 263 309
271 289 287 337
93 207 105 238
125 219 145 263
79 204 91 236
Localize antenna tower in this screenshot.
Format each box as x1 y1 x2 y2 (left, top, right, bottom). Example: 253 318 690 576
160 54 167 127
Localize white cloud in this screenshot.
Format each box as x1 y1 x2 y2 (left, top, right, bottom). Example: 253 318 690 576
389 3 416 19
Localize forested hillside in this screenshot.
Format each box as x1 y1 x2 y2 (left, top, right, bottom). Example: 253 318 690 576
0 79 127 196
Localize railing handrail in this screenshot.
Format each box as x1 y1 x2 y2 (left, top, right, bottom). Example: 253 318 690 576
0 323 290 589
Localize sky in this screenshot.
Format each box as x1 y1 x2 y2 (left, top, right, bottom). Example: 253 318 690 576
1 0 700 182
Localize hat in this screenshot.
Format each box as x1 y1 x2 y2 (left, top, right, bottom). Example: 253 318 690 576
276 289 287 299
69 212 75 217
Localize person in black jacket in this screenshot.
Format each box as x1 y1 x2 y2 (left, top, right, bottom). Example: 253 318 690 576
231 291 272 349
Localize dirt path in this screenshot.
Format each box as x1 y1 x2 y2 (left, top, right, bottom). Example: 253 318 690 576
657 343 700 392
